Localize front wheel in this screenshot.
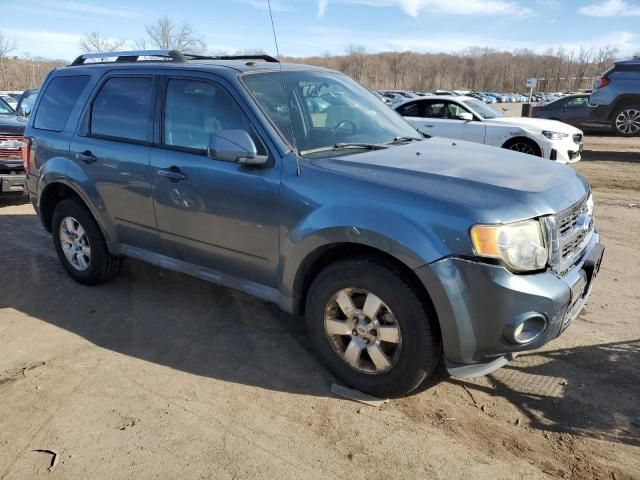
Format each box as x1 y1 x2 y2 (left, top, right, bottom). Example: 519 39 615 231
306 258 441 397
613 105 640 137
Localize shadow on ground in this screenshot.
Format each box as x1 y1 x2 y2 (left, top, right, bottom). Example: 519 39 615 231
1 212 638 447
582 149 640 163
450 339 640 447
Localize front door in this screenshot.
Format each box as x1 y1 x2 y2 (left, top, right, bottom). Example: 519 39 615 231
410 100 466 140
150 75 281 286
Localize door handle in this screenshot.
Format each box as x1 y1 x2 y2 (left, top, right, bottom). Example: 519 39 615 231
421 124 434 128
158 166 187 182
76 150 97 164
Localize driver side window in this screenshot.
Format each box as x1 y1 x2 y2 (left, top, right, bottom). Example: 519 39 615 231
445 102 467 119
163 78 266 155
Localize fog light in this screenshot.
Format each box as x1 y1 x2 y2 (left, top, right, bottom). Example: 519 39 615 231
504 313 547 345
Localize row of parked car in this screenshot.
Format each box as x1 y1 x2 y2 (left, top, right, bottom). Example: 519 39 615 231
379 90 562 105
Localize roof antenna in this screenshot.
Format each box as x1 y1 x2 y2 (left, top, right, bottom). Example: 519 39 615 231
267 0 301 176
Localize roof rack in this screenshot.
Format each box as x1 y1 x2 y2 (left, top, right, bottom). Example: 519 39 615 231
185 54 279 63
70 50 187 66
69 50 279 66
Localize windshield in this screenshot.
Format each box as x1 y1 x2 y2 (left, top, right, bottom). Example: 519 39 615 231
242 71 421 157
0 97 15 115
462 98 503 119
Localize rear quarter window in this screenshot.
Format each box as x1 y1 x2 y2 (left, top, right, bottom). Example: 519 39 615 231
34 75 90 132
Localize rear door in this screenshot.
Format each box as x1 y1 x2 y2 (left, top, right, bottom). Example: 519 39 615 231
149 74 281 286
70 73 159 251
398 100 465 139
562 96 590 127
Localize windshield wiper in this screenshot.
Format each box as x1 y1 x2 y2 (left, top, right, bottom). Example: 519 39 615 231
386 136 424 145
299 143 388 156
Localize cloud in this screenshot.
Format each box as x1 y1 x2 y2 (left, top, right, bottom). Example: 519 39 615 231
284 25 640 57
338 0 531 17
578 0 640 16
318 0 329 17
42 1 139 18
2 28 84 60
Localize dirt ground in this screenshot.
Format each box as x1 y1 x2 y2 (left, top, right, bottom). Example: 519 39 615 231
1 135 638 480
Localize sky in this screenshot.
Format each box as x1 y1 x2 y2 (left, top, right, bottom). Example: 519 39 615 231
1 0 639 61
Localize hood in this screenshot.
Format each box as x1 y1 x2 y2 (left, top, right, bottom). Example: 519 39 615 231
311 137 589 224
486 116 580 134
0 114 27 135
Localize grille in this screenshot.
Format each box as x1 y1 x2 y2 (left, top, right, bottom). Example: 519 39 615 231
572 133 583 144
0 134 23 160
545 194 594 276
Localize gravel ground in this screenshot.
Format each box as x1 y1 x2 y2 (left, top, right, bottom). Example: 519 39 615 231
0 134 638 480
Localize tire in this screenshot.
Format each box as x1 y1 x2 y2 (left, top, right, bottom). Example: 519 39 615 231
52 197 122 285
612 104 640 137
305 258 441 397
503 137 542 157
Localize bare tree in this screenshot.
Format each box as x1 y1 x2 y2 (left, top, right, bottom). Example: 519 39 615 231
79 32 125 53
0 30 17 88
143 16 206 54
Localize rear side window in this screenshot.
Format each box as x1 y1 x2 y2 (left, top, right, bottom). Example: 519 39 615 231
397 101 419 116
91 77 153 142
34 75 90 131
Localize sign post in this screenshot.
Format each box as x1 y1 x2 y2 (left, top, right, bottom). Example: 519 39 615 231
522 77 538 117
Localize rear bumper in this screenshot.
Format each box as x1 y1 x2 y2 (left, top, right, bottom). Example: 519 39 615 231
0 173 26 195
415 233 603 377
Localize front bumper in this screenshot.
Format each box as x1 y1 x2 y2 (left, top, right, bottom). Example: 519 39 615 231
543 135 583 164
415 233 603 377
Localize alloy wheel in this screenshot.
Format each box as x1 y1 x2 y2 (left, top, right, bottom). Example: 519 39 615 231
615 108 640 136
59 216 91 271
323 288 402 374
508 142 536 155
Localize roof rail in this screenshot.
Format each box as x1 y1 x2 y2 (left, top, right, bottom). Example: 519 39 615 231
69 50 280 66
70 50 187 66
183 54 279 63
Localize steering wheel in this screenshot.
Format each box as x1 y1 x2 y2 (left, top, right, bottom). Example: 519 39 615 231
331 120 357 140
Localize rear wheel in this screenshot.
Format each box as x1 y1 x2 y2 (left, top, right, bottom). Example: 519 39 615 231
52 197 122 285
305 258 441 397
613 105 640 137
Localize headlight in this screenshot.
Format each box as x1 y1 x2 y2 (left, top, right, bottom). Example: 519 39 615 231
470 220 548 272
541 130 568 140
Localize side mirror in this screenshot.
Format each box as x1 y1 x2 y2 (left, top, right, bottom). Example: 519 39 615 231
207 130 268 166
457 112 474 121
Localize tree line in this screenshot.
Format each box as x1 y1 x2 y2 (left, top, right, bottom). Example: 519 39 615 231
284 45 621 93
0 18 628 93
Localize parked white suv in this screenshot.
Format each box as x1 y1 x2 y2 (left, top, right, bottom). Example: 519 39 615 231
395 95 584 163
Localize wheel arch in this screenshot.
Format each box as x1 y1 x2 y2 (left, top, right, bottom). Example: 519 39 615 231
291 242 440 336
608 94 640 120
501 136 542 156
39 181 113 246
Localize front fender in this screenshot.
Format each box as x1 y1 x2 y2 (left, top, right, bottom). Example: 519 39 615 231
278 204 450 300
